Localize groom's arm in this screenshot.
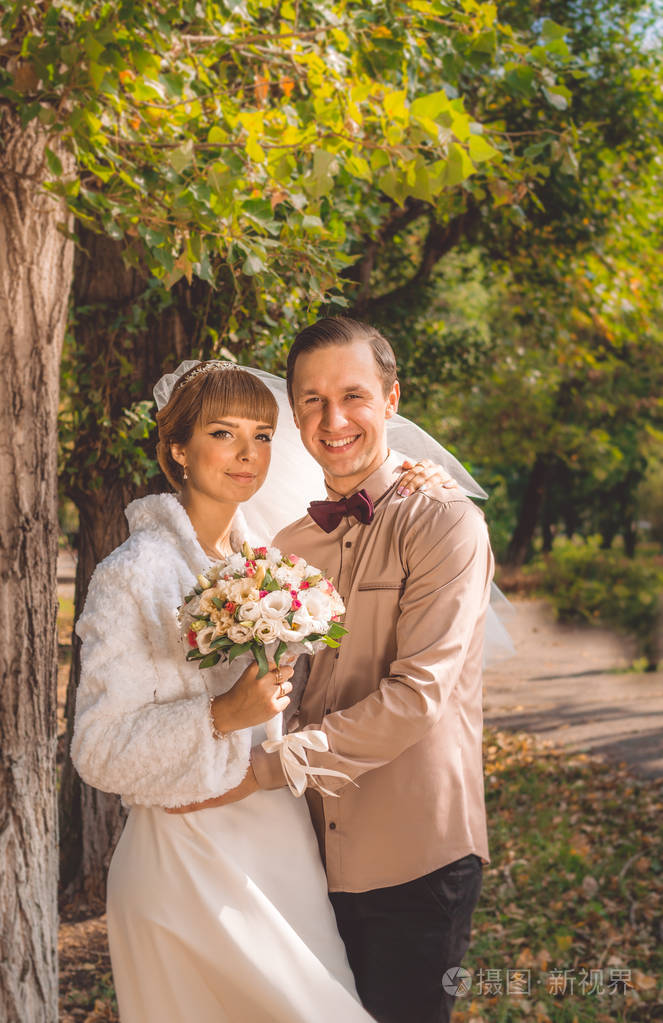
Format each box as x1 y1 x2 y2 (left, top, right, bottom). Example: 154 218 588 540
251 499 493 793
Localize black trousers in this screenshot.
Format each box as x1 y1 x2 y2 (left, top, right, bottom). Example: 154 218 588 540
329 854 482 1023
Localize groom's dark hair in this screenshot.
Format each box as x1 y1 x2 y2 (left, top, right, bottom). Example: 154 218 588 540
286 316 398 403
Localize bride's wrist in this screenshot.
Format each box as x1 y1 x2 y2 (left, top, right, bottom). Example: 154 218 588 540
209 694 232 738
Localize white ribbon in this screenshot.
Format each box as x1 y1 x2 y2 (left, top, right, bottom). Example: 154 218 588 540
262 726 354 798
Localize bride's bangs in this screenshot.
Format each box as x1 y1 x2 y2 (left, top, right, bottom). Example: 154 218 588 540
199 369 279 430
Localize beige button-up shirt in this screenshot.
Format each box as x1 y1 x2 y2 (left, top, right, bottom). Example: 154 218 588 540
251 451 494 893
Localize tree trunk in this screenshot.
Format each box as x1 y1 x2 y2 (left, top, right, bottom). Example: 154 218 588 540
0 115 74 1023
505 455 549 567
59 230 196 902
58 490 136 899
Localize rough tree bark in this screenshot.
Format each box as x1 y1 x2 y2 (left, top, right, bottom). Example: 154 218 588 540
59 230 198 902
0 114 74 1023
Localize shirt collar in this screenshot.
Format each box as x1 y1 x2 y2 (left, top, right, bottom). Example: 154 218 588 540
325 450 404 508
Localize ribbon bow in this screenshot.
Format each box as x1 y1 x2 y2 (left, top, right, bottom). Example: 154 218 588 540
307 489 374 533
261 729 354 797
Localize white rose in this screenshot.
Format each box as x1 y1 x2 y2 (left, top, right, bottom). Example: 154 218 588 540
228 623 254 644
265 546 283 565
227 578 258 602
195 625 216 655
259 590 292 620
224 552 246 575
292 606 328 636
299 588 332 620
277 622 305 643
273 565 302 588
254 618 278 644
239 600 261 622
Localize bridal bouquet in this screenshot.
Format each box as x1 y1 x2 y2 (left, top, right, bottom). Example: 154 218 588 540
178 543 351 794
179 541 347 675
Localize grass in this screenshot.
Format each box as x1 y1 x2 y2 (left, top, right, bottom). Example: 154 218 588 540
58 728 663 1022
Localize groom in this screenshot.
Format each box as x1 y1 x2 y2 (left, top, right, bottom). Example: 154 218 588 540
248 316 494 1023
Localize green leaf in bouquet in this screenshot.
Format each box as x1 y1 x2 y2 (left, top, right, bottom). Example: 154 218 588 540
262 570 281 592
321 636 340 648
253 642 269 678
327 623 349 640
211 597 226 610
228 641 252 663
198 652 221 669
183 593 195 603
274 640 288 666
210 635 233 649
186 648 204 660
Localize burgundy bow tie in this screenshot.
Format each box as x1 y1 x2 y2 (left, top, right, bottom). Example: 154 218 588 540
307 489 375 533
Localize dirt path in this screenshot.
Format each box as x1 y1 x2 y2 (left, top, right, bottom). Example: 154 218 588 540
484 599 663 779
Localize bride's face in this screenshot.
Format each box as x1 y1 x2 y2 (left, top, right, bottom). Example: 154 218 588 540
171 415 273 505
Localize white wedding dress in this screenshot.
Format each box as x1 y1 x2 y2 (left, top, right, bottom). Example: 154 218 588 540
107 725 369 1022
72 494 371 1023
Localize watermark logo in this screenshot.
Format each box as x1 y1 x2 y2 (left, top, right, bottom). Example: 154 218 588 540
442 966 472 997
440 966 636 1000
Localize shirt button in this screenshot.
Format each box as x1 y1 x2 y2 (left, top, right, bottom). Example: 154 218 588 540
344 541 352 548
334 652 340 660
325 708 332 715
329 821 336 830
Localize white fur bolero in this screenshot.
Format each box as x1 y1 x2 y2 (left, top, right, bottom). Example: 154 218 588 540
71 494 255 808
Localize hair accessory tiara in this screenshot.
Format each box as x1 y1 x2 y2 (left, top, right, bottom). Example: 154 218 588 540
153 359 241 411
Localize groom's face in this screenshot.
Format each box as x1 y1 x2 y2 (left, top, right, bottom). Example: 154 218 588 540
290 339 399 495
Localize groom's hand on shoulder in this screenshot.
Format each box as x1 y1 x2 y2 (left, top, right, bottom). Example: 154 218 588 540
165 766 259 814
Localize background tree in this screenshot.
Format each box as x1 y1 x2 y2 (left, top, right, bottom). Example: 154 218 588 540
0 113 74 1021
337 0 663 564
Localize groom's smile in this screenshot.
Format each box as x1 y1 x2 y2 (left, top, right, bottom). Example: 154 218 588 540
320 435 360 450
291 339 400 495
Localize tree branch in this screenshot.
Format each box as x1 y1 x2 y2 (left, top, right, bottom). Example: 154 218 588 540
349 205 478 317
342 199 430 309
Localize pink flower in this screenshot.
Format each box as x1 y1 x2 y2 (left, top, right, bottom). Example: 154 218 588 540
300 580 310 589
254 546 267 558
187 629 198 648
290 554 300 564
324 580 334 594
291 597 302 610
259 589 268 598
224 601 237 614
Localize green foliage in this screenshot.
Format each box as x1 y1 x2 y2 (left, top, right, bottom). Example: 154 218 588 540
1 0 571 300
536 537 663 668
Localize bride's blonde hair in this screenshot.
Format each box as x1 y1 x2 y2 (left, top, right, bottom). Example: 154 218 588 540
156 364 278 490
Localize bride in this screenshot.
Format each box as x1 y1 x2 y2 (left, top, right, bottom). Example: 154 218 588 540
71 360 458 1023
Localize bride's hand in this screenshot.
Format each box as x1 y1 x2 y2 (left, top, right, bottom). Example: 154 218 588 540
211 661 294 735
396 458 458 497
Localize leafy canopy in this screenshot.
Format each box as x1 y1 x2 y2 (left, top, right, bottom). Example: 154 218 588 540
1 0 571 293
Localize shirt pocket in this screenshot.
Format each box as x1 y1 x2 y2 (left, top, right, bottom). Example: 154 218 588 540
357 580 406 592
354 580 405 661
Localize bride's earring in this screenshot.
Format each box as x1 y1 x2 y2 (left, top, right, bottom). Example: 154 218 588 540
183 466 188 481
